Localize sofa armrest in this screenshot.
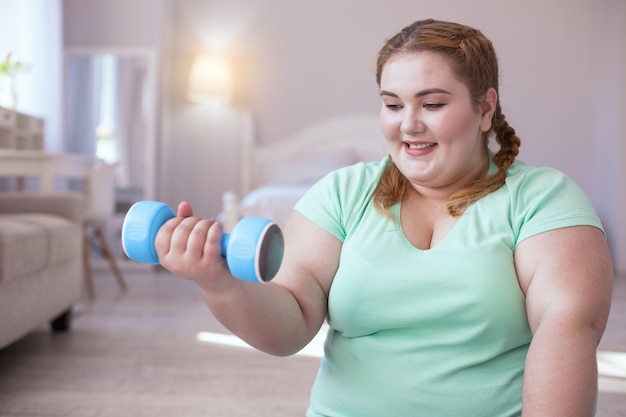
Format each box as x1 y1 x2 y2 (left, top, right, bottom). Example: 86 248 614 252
0 192 85 223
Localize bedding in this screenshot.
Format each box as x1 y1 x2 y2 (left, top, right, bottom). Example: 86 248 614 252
238 185 310 228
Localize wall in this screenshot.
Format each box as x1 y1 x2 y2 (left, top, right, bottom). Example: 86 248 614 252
590 0 626 275
63 0 626 273
621 4 626 277
63 0 163 47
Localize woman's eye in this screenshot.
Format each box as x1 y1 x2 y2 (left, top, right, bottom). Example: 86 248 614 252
424 103 445 110
385 104 402 111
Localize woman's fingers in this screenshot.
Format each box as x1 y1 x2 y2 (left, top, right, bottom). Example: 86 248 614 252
186 218 216 259
204 219 223 259
154 216 182 257
177 201 194 218
166 217 212 258
152 209 232 286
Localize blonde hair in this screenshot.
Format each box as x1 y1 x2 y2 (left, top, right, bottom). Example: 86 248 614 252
373 19 520 216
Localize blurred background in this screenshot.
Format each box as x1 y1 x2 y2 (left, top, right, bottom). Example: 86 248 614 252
0 0 624 274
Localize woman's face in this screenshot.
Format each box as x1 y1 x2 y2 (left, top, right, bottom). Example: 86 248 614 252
379 51 496 198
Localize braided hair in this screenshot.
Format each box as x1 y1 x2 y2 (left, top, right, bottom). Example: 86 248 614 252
373 19 521 216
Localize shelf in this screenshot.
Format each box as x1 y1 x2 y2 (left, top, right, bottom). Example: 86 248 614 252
0 106 44 151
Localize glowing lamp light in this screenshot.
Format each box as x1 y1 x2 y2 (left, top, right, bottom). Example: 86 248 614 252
187 54 233 104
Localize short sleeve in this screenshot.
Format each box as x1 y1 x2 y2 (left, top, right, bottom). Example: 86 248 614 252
510 167 604 245
294 159 389 242
294 170 347 241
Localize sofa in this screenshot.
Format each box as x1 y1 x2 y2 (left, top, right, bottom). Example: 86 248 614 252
0 191 85 349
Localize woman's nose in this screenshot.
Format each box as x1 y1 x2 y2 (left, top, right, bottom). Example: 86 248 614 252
400 110 424 135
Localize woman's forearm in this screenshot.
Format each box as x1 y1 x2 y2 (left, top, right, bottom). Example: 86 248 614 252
199 279 323 357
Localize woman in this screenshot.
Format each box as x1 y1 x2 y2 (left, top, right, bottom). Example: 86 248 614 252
156 19 613 416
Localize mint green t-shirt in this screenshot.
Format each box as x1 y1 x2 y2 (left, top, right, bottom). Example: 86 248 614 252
295 157 603 417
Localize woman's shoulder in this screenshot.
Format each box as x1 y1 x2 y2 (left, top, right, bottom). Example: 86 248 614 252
295 157 389 241
499 158 602 242
317 156 390 192
505 159 576 192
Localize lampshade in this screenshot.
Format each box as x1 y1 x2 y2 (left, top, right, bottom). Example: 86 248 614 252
187 54 233 103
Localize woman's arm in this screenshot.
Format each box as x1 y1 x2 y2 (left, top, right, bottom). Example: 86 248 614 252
515 225 613 416
155 202 340 356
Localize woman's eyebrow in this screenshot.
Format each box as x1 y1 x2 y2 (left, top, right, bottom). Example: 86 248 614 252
415 88 451 97
379 90 398 97
379 88 452 98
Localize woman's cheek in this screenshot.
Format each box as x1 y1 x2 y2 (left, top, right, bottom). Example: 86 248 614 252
379 113 400 143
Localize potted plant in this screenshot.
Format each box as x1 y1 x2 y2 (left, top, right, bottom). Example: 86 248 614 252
0 51 32 109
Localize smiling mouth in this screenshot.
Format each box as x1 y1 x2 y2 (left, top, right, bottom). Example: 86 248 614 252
407 142 437 150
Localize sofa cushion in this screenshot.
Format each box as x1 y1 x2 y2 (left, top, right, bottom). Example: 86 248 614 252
0 213 80 284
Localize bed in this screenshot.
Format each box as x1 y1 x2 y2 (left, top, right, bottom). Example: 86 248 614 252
220 113 387 231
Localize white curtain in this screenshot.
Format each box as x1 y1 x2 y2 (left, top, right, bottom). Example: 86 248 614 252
116 56 147 189
0 0 63 151
65 56 99 157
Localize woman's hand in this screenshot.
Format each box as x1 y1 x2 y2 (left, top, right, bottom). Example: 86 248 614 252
154 201 233 290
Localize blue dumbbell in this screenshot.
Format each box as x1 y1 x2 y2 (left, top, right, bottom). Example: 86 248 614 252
121 201 284 283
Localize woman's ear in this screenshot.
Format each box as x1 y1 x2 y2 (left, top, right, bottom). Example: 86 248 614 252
480 88 498 132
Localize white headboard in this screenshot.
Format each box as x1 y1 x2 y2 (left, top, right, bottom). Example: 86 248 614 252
240 113 387 195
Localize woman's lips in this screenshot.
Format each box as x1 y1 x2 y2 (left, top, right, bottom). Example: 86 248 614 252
405 142 437 155
406 142 437 150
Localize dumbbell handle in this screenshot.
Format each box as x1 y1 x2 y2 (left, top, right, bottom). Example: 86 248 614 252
121 201 283 283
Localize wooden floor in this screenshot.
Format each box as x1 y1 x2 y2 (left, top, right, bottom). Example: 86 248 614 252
0 266 625 416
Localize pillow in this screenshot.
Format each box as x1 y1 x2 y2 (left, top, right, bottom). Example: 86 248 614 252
262 151 356 186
